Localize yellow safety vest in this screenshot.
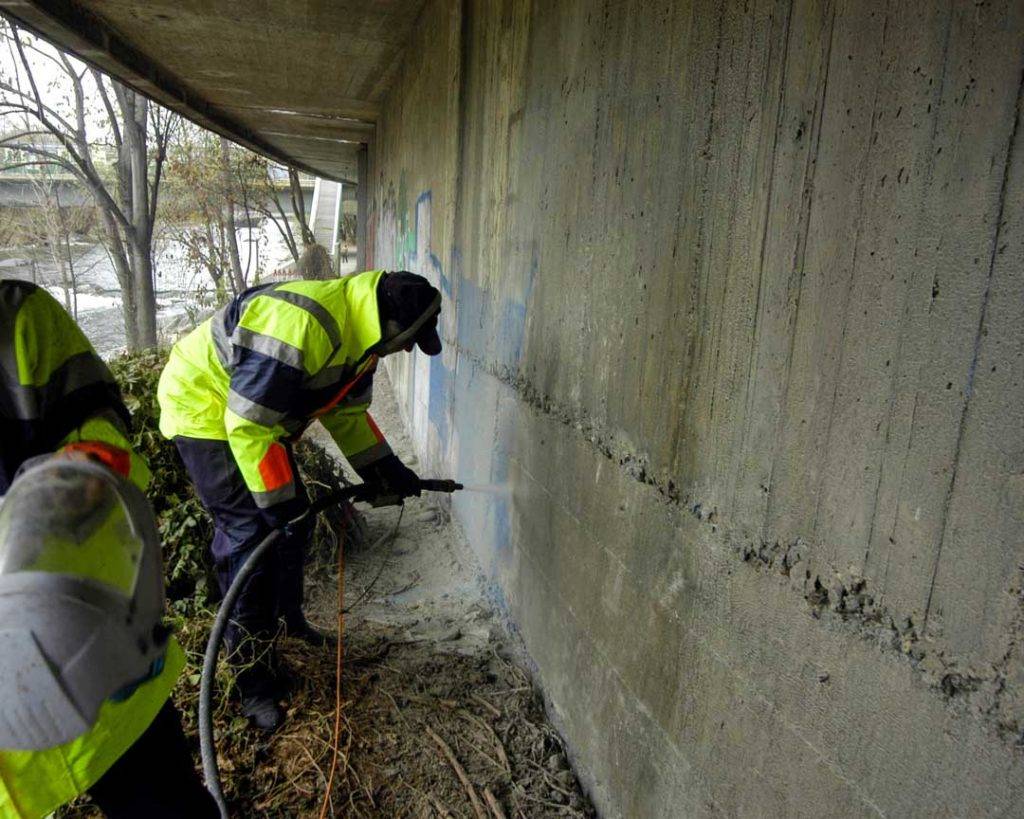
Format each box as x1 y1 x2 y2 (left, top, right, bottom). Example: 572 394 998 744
158 271 392 508
0 281 149 489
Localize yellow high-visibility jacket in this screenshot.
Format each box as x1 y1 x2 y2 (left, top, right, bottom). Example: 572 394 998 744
0 280 182 819
0 281 148 490
158 271 393 508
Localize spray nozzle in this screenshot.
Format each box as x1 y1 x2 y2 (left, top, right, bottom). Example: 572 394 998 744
417 479 464 494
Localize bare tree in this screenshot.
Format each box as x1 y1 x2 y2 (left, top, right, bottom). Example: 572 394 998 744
263 191 301 264
162 127 231 300
28 178 78 317
0 19 177 349
249 165 304 266
218 135 246 293
164 124 272 298
289 167 314 247
6 174 105 321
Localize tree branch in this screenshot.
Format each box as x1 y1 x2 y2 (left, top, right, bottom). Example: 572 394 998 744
2 143 79 174
0 28 133 235
10 25 45 118
147 104 175 224
0 81 81 136
270 195 299 262
91 70 122 148
288 167 314 245
0 129 52 145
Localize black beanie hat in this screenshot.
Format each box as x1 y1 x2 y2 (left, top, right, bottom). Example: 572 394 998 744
376 271 442 355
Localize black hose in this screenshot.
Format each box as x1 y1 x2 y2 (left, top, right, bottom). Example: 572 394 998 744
199 526 281 818
198 480 462 816
198 485 363 817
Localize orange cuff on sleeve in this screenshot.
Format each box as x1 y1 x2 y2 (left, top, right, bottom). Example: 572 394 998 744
60 441 131 477
258 442 293 491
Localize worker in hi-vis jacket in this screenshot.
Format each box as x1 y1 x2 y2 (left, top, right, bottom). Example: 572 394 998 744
157 270 443 731
0 280 216 818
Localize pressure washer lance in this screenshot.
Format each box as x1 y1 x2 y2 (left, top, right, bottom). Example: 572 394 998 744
199 477 463 818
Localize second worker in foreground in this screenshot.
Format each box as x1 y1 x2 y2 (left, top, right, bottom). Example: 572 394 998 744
157 269 442 731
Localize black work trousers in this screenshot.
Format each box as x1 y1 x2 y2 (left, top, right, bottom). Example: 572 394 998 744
174 436 312 700
88 701 218 818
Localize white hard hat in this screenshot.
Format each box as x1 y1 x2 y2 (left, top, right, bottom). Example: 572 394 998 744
0 456 169 750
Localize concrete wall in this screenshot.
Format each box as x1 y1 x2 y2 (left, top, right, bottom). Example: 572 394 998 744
368 1 1024 815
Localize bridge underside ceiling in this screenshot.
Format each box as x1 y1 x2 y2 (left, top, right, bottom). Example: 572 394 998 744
0 0 429 181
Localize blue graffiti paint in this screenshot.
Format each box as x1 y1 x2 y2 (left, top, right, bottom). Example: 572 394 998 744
391 188 536 570
408 191 450 297
429 353 450 445
455 271 533 372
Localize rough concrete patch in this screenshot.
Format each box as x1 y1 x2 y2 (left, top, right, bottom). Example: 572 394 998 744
719 507 1024 749
477 340 1024 751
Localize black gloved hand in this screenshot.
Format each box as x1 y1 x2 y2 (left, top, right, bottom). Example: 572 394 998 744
357 454 421 499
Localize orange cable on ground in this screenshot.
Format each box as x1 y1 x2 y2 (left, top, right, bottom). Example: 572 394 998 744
316 505 403 816
318 524 346 819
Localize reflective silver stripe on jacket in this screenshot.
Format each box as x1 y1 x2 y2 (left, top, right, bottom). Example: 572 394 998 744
233 327 305 371
346 440 393 469
263 288 342 351
227 390 287 427
305 363 354 390
252 482 296 509
210 310 232 369
215 287 343 373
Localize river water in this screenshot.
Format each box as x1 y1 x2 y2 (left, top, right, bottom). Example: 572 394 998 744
0 219 296 356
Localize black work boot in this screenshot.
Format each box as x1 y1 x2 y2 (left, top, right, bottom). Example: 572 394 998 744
226 628 285 732
241 695 284 733
283 615 336 648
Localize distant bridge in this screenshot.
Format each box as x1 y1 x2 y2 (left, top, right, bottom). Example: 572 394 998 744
0 173 315 209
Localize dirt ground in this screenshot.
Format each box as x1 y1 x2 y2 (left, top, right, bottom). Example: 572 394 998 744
63 371 595 818
288 371 596 818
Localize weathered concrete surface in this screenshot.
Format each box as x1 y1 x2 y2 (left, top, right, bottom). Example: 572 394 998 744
371 1 1024 815
0 0 428 180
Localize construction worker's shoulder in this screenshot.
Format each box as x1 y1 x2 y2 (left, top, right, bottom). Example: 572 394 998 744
0 281 105 407
341 270 386 302
346 269 386 288
1 279 87 342
273 270 384 296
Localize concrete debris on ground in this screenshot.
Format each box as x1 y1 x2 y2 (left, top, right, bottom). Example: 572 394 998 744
299 371 597 817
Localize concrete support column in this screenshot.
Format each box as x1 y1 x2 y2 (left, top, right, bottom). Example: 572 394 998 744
332 182 344 275
356 144 369 271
